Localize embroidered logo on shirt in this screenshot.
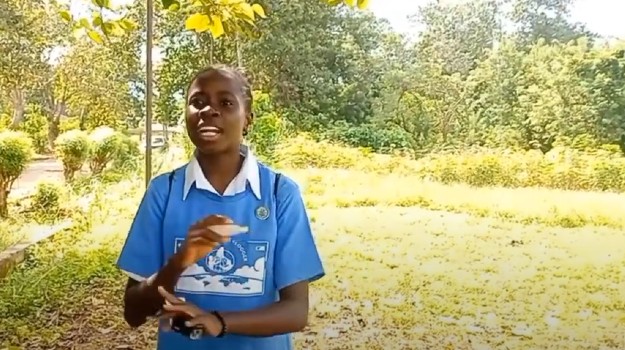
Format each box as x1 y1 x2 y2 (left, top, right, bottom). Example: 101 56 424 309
174 238 269 296
255 205 269 220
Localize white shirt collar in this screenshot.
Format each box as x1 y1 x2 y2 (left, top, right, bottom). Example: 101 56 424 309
183 144 261 201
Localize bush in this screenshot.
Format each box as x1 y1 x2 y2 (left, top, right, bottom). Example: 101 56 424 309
273 133 374 169
273 135 625 193
110 134 141 173
18 106 48 154
31 181 64 222
88 127 133 176
323 122 412 154
248 112 292 164
416 147 625 192
0 131 34 217
173 131 194 161
54 130 91 182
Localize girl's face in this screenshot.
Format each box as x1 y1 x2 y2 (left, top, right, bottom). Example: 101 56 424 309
185 70 250 155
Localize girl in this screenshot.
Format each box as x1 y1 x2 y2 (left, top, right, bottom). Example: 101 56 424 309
117 65 325 350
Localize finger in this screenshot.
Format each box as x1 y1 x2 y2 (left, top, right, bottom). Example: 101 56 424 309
159 318 173 332
163 303 200 318
185 315 206 328
188 231 231 244
158 286 184 305
158 311 181 321
197 214 233 227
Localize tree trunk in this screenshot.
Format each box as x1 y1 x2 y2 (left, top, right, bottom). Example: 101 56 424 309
8 89 25 129
0 185 8 218
47 116 61 151
79 108 86 130
236 34 242 67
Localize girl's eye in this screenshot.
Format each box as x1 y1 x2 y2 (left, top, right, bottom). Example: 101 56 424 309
221 99 233 107
191 98 207 109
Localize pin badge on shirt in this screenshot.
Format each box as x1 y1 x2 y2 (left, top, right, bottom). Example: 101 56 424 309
255 205 269 220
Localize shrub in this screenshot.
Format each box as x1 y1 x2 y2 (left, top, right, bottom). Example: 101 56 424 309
88 127 131 176
323 122 412 154
0 131 34 217
273 134 625 193
416 147 625 192
54 130 91 182
173 131 194 161
110 134 141 173
18 107 48 154
273 133 375 169
248 112 292 164
31 181 64 222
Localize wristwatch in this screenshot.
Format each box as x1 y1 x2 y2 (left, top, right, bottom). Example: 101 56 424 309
170 311 227 340
171 315 204 340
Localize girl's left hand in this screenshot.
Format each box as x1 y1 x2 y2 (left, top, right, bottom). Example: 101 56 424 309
157 286 224 337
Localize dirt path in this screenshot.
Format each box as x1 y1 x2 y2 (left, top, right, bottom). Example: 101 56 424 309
11 157 64 198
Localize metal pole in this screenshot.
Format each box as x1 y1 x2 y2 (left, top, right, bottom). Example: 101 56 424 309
145 0 154 188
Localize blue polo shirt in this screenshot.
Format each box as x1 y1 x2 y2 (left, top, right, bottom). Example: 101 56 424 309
116 149 325 350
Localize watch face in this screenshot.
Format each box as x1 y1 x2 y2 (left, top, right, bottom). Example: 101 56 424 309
190 328 203 340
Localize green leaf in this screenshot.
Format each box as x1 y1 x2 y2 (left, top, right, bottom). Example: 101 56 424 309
356 0 369 9
103 22 125 36
92 0 112 9
87 30 104 44
161 0 179 10
92 14 103 27
162 0 180 11
118 19 137 30
59 10 72 22
79 18 92 29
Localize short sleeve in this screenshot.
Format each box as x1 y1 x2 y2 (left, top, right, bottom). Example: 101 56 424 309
116 174 169 281
274 176 325 291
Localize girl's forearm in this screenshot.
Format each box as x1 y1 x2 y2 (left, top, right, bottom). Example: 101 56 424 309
123 253 188 328
220 299 309 337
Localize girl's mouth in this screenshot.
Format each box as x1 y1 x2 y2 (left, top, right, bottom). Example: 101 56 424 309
197 126 222 140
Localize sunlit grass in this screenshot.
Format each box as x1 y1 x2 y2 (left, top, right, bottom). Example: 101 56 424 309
305 206 625 349
286 168 625 229
1 166 624 349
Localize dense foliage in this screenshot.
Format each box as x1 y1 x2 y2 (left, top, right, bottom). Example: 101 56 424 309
1 0 623 157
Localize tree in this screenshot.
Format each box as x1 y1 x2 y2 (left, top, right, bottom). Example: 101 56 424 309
61 0 370 45
507 0 595 47
0 0 64 128
413 0 502 76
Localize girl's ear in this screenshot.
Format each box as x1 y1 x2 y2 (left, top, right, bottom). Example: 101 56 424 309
245 113 254 129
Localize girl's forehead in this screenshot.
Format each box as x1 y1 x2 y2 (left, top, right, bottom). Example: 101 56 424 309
193 70 239 88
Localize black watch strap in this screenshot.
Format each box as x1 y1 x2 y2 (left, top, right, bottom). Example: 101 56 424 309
212 311 227 337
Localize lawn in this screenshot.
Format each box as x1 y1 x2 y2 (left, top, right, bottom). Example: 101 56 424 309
1 168 624 349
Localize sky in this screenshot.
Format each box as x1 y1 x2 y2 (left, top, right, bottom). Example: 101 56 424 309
368 0 625 40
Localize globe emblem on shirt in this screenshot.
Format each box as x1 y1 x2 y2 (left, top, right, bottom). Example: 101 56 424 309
255 205 269 220
206 247 235 274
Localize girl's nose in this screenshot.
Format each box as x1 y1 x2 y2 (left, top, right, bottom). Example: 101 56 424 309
199 104 219 118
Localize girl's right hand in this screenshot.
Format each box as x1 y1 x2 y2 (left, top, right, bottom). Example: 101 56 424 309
177 214 234 268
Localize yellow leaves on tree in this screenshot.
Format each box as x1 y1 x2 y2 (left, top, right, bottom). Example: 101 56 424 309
183 1 267 38
68 0 369 43
185 13 224 38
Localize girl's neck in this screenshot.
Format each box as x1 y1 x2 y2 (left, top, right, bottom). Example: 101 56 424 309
196 147 244 195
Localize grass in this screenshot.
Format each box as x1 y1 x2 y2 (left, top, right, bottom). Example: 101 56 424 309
1 166 625 349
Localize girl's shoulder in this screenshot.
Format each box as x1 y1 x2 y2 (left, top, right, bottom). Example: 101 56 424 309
148 165 187 193
256 162 302 197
